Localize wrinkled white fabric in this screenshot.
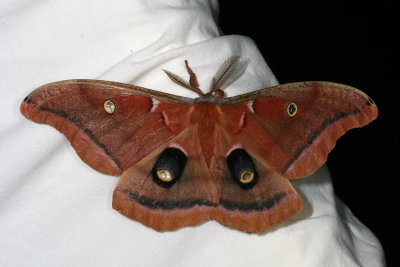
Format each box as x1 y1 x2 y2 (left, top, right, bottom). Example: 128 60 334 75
0 1 384 266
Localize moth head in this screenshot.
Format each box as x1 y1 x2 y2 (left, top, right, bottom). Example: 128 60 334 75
211 89 225 99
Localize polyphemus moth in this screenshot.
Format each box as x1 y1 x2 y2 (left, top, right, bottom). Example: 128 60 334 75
20 56 378 233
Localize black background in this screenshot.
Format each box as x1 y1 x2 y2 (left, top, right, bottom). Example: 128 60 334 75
219 1 396 266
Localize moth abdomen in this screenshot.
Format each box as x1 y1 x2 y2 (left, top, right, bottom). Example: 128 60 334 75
152 148 187 188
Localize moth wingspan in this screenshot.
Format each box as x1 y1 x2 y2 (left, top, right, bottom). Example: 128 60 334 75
21 75 378 233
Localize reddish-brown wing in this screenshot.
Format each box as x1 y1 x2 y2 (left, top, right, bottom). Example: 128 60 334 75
113 124 220 231
220 81 378 179
209 124 302 233
20 79 193 175
112 113 302 233
21 79 224 231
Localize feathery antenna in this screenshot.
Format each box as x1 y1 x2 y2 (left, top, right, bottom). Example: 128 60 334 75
163 56 240 96
162 69 203 95
209 56 240 94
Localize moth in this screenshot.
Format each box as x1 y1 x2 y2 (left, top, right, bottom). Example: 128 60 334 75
20 56 378 233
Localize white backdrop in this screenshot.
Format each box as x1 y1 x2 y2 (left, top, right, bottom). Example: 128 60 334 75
0 1 384 266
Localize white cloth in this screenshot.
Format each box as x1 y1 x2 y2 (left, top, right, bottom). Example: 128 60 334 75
0 1 384 266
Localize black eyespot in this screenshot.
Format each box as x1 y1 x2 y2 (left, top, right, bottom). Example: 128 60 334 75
152 148 187 188
286 102 298 117
226 149 258 190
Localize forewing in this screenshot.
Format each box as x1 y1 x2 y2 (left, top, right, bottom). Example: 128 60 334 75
221 81 378 178
20 79 192 175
